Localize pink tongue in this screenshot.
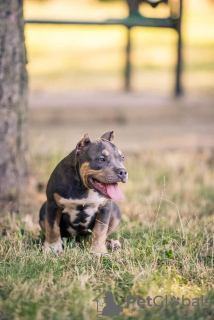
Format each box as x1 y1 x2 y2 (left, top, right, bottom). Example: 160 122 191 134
106 183 124 202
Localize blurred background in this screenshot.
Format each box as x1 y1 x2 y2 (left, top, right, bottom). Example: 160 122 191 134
1 4 214 316
24 0 214 159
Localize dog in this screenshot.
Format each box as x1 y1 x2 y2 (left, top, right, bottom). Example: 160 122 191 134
39 131 128 254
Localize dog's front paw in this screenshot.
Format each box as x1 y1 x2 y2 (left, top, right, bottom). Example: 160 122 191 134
90 243 108 255
44 238 63 255
106 239 121 251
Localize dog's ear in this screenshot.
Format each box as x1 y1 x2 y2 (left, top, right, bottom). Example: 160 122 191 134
101 131 114 142
76 133 91 155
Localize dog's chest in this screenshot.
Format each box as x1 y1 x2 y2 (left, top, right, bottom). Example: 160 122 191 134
59 190 106 235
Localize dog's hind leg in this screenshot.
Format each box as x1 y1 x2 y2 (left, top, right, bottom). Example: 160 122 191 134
39 201 46 231
44 200 63 254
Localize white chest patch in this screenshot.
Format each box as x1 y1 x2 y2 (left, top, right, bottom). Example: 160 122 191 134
59 190 106 230
59 190 106 208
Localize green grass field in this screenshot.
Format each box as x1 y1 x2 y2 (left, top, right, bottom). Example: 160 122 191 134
1 151 214 319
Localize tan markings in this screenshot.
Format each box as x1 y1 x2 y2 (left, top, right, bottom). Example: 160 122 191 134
54 193 62 206
118 150 122 156
45 207 62 244
110 131 115 142
107 216 120 236
80 133 90 146
90 216 108 253
40 220 45 231
80 162 106 188
102 150 109 156
54 193 80 210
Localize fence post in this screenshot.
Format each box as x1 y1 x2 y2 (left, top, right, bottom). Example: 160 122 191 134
175 0 183 96
126 0 139 14
125 27 131 91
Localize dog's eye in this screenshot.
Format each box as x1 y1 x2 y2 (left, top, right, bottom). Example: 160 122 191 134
121 156 125 162
97 157 105 162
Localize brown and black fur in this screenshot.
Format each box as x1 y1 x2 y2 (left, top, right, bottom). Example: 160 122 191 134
39 131 127 254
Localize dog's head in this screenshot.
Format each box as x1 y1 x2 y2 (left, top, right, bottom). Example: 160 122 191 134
76 131 127 201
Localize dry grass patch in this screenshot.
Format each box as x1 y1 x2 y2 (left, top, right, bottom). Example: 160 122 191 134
1 150 214 319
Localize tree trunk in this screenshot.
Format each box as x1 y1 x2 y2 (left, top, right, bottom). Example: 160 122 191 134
0 0 28 208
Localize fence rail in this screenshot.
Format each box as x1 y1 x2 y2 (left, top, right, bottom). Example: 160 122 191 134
25 0 183 96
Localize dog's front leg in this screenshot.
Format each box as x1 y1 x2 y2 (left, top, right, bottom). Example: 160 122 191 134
44 201 63 254
90 205 111 254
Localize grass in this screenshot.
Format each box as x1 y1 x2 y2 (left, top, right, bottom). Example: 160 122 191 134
1 150 214 319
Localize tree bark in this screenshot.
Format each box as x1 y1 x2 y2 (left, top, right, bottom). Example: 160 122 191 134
0 0 28 207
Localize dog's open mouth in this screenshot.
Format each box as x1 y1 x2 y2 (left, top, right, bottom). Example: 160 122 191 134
89 178 124 202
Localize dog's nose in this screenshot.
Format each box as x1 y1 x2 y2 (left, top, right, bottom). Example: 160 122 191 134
117 168 127 182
